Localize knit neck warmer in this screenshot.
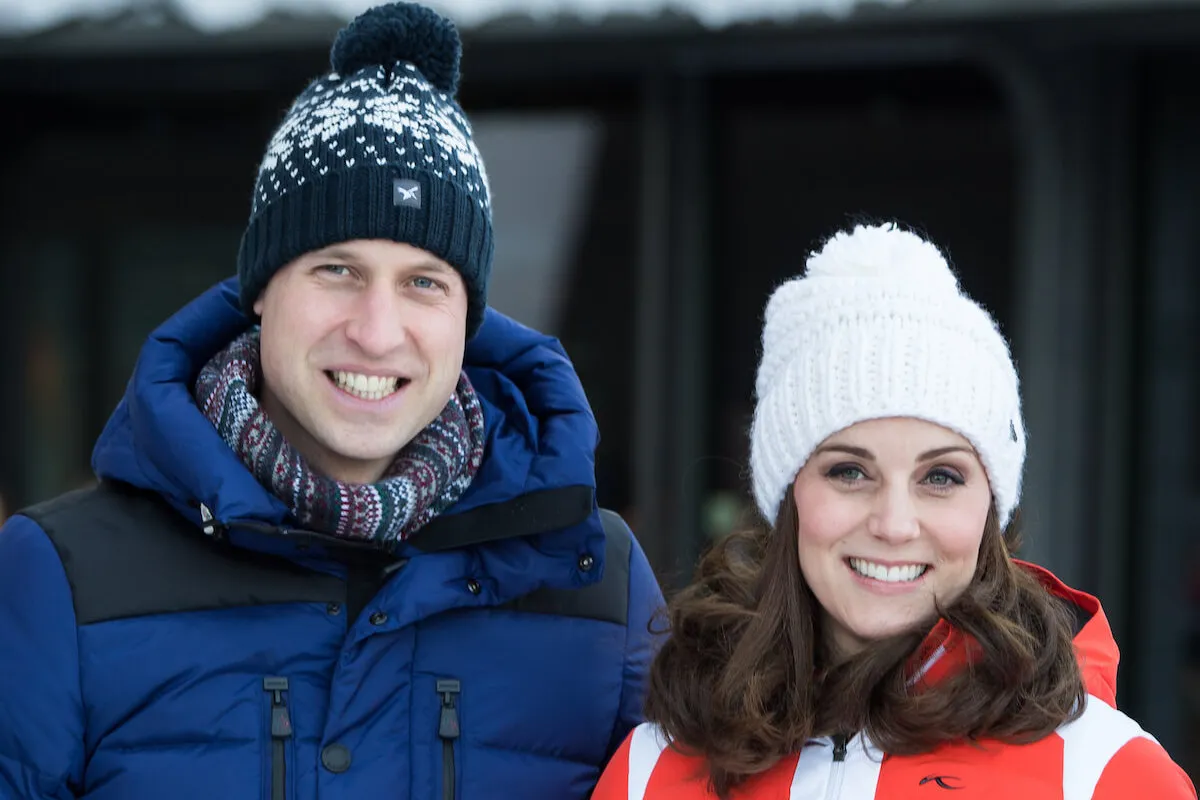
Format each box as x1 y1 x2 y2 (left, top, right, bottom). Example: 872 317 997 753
195 329 485 550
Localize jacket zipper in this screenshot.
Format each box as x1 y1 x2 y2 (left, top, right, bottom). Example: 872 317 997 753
200 507 385 555
824 733 849 800
264 677 292 800
437 679 461 800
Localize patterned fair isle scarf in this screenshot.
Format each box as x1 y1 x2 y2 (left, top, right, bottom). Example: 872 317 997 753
194 329 485 551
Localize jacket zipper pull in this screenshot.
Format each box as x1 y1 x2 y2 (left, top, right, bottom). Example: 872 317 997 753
437 679 461 800
265 677 293 739
832 733 848 762
823 733 850 800
264 677 292 800
437 679 461 739
199 503 228 540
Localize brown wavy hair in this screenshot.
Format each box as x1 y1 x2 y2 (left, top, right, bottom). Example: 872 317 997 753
644 492 1087 798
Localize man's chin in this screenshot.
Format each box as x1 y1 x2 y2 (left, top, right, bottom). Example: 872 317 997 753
324 440 409 465
306 423 409 463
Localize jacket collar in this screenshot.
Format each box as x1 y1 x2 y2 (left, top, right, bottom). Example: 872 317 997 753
91 277 604 567
908 560 1117 703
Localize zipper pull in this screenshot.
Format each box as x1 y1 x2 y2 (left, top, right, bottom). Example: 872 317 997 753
832 733 849 762
437 679 461 740
264 677 293 739
199 503 228 540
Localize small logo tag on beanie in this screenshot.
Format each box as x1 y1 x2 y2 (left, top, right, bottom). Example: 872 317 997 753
394 178 422 209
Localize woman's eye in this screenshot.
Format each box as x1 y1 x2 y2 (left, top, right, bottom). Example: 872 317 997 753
924 468 965 488
828 465 866 483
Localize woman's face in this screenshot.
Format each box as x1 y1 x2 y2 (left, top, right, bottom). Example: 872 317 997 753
792 417 992 660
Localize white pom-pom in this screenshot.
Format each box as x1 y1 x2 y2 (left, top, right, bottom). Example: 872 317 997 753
804 223 960 293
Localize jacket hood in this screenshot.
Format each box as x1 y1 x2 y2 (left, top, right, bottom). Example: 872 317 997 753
91 277 602 568
911 560 1119 704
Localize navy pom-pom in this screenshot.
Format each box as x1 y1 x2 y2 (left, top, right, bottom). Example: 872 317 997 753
330 2 461 94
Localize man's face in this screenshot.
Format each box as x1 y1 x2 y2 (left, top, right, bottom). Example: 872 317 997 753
253 239 468 484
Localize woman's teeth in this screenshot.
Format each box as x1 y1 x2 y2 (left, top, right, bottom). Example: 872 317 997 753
330 371 401 401
849 558 928 583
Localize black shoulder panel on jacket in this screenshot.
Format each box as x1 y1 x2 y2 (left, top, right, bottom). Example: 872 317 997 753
497 508 632 626
20 482 345 626
21 482 636 629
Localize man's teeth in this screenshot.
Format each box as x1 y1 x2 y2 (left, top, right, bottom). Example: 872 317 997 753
331 371 401 401
849 558 928 583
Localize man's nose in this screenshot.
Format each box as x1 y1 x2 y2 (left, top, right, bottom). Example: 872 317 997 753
343 286 408 358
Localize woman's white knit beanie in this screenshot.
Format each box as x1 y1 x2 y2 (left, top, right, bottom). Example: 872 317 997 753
749 223 1025 528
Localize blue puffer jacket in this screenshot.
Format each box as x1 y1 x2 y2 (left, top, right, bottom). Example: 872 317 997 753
0 278 664 800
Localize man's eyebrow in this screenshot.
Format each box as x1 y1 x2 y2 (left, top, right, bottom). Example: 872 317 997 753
308 245 359 261
305 247 455 275
410 259 456 275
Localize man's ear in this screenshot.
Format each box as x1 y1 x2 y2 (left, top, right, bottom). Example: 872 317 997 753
253 292 265 317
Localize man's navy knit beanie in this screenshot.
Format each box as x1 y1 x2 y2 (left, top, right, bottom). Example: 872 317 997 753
237 2 493 336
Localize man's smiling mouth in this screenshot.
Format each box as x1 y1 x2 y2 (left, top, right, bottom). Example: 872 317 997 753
326 370 409 401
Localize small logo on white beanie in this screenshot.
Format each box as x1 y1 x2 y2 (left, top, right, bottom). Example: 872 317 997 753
749 223 1025 528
